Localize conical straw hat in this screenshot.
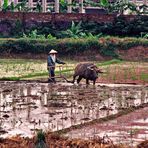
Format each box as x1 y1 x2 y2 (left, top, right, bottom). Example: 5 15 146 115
49 49 58 54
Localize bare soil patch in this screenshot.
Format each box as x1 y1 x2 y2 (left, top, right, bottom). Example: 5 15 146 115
118 46 148 61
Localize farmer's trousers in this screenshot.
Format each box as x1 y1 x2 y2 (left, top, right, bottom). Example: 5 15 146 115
48 68 55 83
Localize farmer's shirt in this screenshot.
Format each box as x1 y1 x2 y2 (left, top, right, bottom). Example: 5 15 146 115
47 55 65 67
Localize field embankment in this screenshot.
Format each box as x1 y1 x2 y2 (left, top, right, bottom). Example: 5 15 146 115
0 37 147 61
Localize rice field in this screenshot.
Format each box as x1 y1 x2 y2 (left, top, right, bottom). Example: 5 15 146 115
0 59 147 84
0 58 147 147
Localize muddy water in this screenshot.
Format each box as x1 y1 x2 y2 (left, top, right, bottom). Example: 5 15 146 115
0 82 147 145
67 106 148 146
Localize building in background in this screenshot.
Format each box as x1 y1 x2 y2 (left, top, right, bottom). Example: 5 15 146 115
0 0 147 13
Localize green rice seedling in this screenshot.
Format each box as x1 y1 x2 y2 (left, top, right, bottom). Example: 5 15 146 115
112 66 117 82
26 64 31 71
140 73 148 82
20 63 25 72
5 64 9 73
104 66 110 80
24 64 28 72
12 64 17 70
123 68 128 81
128 127 139 147
16 64 21 74
130 66 138 81
97 59 123 66
131 75 137 81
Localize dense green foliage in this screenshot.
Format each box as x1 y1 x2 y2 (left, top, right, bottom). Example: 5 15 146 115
0 37 147 58
81 16 148 37
0 15 147 38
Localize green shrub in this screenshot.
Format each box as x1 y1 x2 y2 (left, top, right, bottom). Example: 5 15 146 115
81 15 148 37
0 37 147 58
100 41 118 58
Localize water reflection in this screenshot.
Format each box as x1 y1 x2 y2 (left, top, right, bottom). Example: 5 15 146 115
0 82 147 138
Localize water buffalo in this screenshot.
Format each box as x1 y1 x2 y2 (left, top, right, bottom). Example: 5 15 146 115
72 62 103 85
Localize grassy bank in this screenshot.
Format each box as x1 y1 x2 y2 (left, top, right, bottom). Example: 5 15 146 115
0 37 147 59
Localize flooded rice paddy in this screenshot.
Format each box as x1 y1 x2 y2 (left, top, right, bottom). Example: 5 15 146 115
0 81 147 145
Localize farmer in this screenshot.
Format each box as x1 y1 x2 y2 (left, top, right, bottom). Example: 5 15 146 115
47 49 65 83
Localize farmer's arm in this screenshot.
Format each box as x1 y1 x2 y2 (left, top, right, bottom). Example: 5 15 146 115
56 58 65 64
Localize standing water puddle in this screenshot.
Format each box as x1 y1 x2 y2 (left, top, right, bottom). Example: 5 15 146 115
0 82 147 145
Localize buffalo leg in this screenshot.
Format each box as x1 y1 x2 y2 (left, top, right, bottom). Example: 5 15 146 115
93 80 96 85
86 79 89 85
72 75 77 83
77 76 82 84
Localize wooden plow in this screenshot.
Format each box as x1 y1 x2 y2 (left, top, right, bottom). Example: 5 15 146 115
48 65 74 82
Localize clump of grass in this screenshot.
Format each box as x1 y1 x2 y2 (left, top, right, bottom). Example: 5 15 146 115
140 73 148 82
97 59 123 66
35 130 47 148
0 77 20 81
